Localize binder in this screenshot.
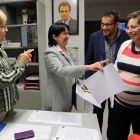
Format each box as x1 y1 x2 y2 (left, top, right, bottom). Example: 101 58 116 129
24 86 40 90
27 26 38 46
24 80 39 86
21 26 28 47
22 9 28 24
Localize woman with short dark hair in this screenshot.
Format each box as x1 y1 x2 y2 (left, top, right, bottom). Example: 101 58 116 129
44 23 108 112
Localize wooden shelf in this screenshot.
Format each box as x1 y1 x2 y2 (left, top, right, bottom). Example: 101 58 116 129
2 0 36 9
4 46 38 49
28 63 39 66
7 23 37 28
18 88 40 93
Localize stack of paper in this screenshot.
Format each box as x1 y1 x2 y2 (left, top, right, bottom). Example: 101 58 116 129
24 73 40 90
7 42 21 47
16 83 24 89
1 40 12 47
27 110 82 126
9 57 16 61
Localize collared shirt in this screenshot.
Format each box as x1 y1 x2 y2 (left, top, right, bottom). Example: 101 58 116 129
62 17 70 25
104 28 121 65
0 46 25 113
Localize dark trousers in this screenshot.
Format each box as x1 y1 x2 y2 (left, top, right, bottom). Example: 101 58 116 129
93 99 114 136
108 100 140 140
72 82 77 110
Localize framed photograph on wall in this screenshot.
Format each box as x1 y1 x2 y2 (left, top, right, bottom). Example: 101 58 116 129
52 0 79 35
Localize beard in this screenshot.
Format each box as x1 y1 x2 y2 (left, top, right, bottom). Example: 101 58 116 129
101 26 116 37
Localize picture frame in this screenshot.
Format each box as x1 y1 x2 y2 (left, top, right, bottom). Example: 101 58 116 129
52 0 79 35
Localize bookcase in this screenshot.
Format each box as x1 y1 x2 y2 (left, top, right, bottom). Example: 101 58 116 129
0 0 47 110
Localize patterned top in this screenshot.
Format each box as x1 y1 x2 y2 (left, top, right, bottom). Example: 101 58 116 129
0 45 25 113
114 40 140 110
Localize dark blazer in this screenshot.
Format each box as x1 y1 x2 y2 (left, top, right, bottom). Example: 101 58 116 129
55 17 77 33
85 29 130 79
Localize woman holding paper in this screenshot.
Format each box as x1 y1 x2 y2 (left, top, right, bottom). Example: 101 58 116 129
43 23 108 112
109 11 140 140
0 10 34 123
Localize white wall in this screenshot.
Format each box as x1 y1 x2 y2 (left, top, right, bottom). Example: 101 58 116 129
45 0 85 112
39 0 45 5
85 5 140 21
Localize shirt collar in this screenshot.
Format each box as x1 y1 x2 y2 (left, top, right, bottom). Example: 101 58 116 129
62 17 70 25
55 45 70 55
117 28 121 37
103 28 120 41
55 45 62 52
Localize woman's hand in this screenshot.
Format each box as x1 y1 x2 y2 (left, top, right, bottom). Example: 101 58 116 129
81 85 86 92
84 59 109 72
17 49 34 64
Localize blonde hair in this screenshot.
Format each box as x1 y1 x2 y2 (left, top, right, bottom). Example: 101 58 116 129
0 10 7 25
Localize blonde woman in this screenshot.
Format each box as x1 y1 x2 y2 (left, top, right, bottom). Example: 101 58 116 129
0 10 34 123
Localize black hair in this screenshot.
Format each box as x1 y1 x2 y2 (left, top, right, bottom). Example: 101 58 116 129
125 11 140 27
102 10 120 23
48 23 70 47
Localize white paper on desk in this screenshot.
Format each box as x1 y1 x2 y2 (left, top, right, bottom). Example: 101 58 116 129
55 126 99 140
0 123 52 140
76 84 101 108
52 137 81 140
27 110 82 126
84 63 128 103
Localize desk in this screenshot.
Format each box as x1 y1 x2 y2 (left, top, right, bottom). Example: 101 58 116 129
2 109 102 140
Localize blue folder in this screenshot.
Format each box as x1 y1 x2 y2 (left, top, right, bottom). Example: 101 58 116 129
0 123 7 132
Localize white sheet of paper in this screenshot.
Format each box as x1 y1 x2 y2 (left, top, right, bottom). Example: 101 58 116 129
27 110 82 126
55 126 99 140
26 75 39 80
16 83 24 89
0 123 52 140
76 84 101 108
84 63 128 103
52 137 88 140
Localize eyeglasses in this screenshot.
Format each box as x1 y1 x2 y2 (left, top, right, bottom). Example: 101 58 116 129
100 22 116 27
0 26 7 30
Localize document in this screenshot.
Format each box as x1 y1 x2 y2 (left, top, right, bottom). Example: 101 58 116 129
84 63 128 104
52 126 99 140
0 123 52 140
16 83 24 89
27 110 82 126
26 75 39 80
76 84 101 108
